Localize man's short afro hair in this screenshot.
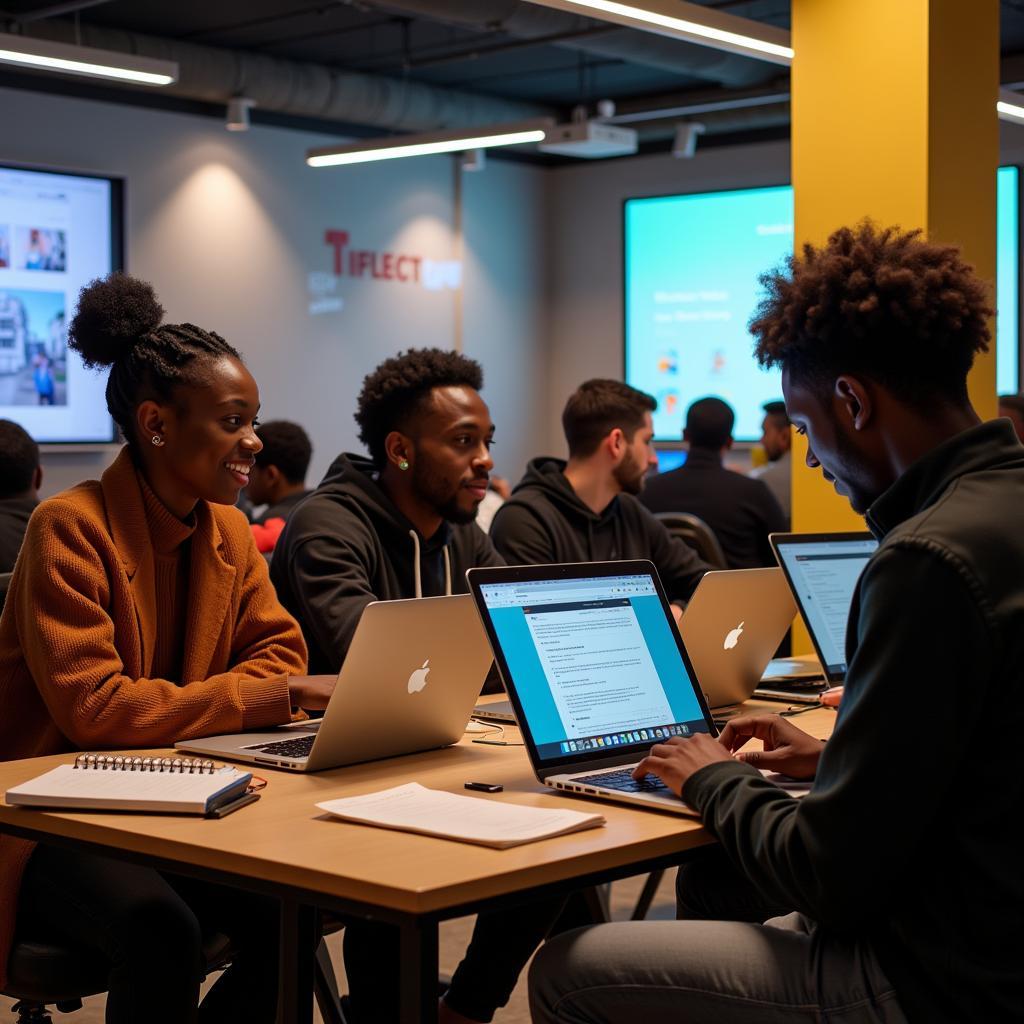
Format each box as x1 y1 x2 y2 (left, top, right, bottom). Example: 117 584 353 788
749 221 992 407
355 348 484 466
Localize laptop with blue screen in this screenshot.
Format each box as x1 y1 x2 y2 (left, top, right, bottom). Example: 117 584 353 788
467 560 716 815
770 532 879 684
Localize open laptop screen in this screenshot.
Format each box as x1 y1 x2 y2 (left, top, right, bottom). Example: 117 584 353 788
771 533 878 679
474 568 711 764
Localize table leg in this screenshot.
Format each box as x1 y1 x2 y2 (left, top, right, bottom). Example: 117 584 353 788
278 897 317 1024
399 915 439 1024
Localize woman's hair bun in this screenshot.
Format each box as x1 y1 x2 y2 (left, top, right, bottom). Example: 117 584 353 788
67 272 165 368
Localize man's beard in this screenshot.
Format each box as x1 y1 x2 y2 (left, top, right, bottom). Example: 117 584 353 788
613 448 646 496
411 459 480 525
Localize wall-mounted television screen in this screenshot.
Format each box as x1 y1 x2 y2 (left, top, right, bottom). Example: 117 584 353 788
626 167 1020 441
0 164 123 443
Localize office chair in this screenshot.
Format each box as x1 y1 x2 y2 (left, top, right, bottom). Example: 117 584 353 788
654 512 728 569
3 933 346 1024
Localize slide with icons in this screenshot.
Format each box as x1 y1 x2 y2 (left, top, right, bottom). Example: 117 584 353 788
625 167 1019 442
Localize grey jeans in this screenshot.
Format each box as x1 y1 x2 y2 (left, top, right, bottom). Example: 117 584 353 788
528 911 908 1024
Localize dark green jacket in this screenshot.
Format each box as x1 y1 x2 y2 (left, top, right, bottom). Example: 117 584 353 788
685 420 1024 1023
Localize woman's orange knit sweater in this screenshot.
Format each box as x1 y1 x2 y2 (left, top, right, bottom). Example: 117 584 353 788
0 448 308 986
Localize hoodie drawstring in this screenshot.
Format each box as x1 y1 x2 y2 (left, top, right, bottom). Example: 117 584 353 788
409 530 453 597
409 530 423 598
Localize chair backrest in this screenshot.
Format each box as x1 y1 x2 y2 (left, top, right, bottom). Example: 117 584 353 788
654 512 728 570
0 571 12 613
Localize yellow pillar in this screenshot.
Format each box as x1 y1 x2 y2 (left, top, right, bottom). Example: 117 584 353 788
789 0 999 639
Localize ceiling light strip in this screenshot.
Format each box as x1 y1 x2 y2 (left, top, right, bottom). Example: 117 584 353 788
0 33 177 86
519 0 793 65
307 123 550 167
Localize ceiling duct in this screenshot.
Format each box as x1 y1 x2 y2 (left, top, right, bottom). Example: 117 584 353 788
365 0 780 88
10 18 552 132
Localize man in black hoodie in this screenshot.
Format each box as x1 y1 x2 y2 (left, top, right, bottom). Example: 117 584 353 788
529 224 1024 1023
271 349 558 1024
490 379 709 614
272 349 503 674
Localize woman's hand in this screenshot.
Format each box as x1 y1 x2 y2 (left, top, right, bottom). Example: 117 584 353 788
287 675 336 711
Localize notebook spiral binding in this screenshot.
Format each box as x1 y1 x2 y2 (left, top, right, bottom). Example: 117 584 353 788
73 754 218 773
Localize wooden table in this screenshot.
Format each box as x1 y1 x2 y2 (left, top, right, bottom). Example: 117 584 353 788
0 702 835 1024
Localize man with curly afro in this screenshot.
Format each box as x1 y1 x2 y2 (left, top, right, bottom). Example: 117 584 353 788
272 348 568 1024
529 223 1024 1024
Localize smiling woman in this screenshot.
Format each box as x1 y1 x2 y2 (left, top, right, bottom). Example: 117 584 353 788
0 272 334 1021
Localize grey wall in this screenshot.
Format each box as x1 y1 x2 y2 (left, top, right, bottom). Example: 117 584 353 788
0 86 548 498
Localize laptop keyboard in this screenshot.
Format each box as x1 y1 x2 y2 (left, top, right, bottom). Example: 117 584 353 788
574 768 669 793
246 735 315 758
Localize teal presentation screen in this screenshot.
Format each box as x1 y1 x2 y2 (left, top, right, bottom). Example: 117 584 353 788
626 170 1020 441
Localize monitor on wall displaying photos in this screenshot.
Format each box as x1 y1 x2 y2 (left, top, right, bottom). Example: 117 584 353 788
0 164 123 443
625 168 1020 442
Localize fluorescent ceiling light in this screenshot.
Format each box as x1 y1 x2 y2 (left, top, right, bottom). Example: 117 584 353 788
307 121 551 167
998 89 1024 125
0 32 177 86
519 0 793 65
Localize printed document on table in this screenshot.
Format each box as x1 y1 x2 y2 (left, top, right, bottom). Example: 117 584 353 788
317 783 604 848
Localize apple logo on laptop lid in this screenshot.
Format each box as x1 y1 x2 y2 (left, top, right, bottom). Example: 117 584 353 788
407 659 430 693
723 622 744 650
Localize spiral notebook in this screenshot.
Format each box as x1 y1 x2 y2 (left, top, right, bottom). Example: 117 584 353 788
5 755 255 816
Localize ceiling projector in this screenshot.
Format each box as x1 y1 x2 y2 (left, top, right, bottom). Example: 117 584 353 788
539 121 638 158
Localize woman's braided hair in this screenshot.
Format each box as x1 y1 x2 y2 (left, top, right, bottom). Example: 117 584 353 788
68 272 239 446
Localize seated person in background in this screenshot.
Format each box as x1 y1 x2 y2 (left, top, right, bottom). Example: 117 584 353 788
640 396 786 568
271 348 561 1024
244 418 313 553
490 379 708 617
0 272 329 1024
0 419 41 573
997 392 1024 443
529 223 1024 1024
750 398 792 523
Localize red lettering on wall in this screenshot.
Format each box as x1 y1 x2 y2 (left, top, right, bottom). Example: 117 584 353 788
324 230 349 276
328 230 426 285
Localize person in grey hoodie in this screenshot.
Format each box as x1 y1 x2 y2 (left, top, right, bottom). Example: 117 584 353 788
271 348 560 1024
491 379 709 621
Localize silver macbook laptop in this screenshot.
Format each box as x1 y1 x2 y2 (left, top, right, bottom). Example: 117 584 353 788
176 595 493 771
467 560 717 815
770 532 879 685
678 568 798 709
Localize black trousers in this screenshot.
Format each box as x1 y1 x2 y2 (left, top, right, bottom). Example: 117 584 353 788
343 895 569 1023
17 844 281 1024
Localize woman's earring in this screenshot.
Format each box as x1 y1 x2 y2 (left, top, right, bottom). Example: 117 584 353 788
151 435 165 447
398 458 409 471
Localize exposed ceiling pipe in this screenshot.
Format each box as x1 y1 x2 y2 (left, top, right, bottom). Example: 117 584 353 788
365 0 778 88
11 18 553 131
631 100 790 142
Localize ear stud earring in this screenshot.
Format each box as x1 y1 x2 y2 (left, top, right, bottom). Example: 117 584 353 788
398 459 409 471
151 435 165 447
